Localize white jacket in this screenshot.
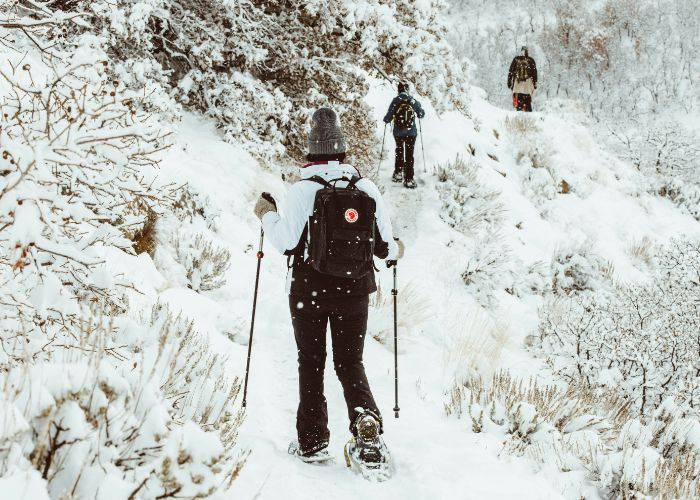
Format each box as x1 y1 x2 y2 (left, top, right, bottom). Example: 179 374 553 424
262 161 399 260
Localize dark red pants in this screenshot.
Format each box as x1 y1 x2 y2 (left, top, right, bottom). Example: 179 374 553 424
513 93 532 112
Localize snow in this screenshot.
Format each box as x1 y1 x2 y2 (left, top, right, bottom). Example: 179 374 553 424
141 110 559 498
141 75 699 498
3 32 698 500
0 468 50 500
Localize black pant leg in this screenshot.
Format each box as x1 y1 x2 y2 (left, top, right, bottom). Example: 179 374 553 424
394 136 405 175
524 94 532 112
327 296 381 434
404 136 417 180
289 296 330 452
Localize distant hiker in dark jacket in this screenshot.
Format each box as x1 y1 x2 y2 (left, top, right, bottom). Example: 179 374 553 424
253 108 404 465
507 46 537 112
383 82 425 189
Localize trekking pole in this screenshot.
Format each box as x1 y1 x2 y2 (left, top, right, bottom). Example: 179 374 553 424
418 117 427 174
392 263 400 418
376 123 387 177
242 225 265 408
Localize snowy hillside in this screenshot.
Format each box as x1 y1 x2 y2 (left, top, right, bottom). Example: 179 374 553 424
69 81 696 498
2 1 699 498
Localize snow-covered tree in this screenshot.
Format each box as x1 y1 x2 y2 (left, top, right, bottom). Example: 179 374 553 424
0 7 245 496
48 0 470 164
535 239 700 415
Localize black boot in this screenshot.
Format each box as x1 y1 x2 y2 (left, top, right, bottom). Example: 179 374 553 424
344 409 393 480
403 178 417 189
392 170 403 183
354 411 383 463
288 440 331 464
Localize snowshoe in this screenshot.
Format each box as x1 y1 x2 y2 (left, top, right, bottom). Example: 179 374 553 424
403 178 417 189
288 440 332 464
344 412 394 481
392 171 403 183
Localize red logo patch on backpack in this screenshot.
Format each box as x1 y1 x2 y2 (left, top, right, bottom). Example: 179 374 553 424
344 208 359 223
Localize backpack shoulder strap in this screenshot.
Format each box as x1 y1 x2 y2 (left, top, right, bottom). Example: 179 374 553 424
305 175 331 188
346 175 362 189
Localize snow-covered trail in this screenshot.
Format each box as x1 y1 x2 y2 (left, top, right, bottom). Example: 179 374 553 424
217 87 563 498
230 173 561 500
157 80 700 499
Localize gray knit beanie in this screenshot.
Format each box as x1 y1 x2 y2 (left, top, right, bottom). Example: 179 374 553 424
308 107 347 156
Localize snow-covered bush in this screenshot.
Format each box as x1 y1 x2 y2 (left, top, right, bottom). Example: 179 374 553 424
445 371 627 449
550 241 612 295
500 115 565 207
173 232 231 292
447 0 696 124
443 310 510 378
536 239 700 415
503 114 540 138
446 372 700 498
613 120 700 221
0 31 170 351
0 11 245 496
594 400 700 498
461 229 512 307
437 154 504 237
50 0 470 163
0 306 245 498
172 186 220 230
369 281 431 348
507 261 550 298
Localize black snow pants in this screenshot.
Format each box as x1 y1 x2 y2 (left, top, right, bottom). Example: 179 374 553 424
393 135 417 181
290 295 381 454
514 93 532 112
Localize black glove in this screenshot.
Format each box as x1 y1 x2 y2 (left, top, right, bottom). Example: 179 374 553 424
386 260 397 268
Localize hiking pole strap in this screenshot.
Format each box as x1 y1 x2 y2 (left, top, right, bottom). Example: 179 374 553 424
242 226 264 408
392 265 400 418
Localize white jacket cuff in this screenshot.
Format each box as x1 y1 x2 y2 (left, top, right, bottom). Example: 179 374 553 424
261 211 280 231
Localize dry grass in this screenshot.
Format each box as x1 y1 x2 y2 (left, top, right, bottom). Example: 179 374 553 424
627 236 654 267
504 115 540 137
443 309 510 377
369 281 433 346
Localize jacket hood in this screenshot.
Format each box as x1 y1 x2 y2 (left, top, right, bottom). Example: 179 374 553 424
300 161 361 182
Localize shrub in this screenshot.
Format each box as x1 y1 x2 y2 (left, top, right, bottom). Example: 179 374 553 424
436 154 504 238
613 120 700 221
0 306 245 498
49 0 470 163
173 232 231 292
369 281 431 348
0 11 246 496
446 372 700 498
550 242 611 295
536 239 700 415
461 229 512 308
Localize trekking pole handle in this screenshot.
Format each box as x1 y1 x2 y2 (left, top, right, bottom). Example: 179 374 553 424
261 192 277 211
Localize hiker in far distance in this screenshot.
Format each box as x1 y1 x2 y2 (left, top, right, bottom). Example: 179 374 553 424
383 82 425 189
507 46 537 112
